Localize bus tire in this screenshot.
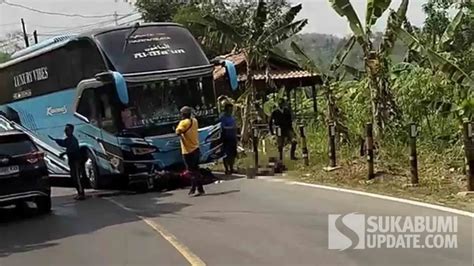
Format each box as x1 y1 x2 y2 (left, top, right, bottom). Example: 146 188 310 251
84 150 104 189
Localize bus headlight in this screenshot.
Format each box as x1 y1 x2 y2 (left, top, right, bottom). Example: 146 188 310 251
110 157 121 168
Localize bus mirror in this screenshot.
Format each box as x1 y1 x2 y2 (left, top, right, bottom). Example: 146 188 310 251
224 60 238 91
94 71 129 105
111 72 129 105
210 57 225 66
95 71 114 82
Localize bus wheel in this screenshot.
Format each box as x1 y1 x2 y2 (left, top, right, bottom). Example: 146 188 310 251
84 151 103 189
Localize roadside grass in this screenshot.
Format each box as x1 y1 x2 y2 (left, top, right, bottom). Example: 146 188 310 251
211 136 474 212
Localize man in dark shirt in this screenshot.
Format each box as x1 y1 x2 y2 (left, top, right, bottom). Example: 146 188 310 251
269 99 298 160
50 124 85 200
220 102 238 175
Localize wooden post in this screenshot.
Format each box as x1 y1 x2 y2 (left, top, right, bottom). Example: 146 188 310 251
463 122 474 191
299 124 309 166
409 123 419 185
252 127 259 171
367 123 375 180
276 126 283 161
328 122 336 168
311 85 317 116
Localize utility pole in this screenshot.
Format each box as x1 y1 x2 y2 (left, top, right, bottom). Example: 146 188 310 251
114 11 119 26
33 30 38 44
21 18 29 48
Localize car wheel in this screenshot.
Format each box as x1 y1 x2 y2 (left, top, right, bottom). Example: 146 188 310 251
35 196 51 214
84 150 103 189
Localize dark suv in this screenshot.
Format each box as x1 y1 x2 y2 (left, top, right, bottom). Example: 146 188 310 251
0 131 51 213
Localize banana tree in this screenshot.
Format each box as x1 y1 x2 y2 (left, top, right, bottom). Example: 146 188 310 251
396 13 473 123
397 27 473 89
290 38 358 143
397 5 473 89
194 1 308 144
328 0 409 138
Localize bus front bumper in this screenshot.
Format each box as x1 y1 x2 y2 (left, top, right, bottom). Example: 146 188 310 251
122 144 224 185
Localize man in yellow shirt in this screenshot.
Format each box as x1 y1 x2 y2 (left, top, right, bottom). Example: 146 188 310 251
176 106 204 196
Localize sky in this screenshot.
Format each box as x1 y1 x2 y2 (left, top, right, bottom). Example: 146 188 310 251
0 0 428 42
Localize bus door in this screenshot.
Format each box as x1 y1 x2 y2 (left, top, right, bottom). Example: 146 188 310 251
75 80 124 176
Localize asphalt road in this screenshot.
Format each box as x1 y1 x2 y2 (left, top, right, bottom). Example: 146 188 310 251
0 177 472 266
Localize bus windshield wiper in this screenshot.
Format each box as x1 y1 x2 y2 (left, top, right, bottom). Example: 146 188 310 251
122 22 140 54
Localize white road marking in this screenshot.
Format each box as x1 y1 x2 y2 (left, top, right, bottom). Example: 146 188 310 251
250 176 474 218
289 181 474 217
105 198 206 266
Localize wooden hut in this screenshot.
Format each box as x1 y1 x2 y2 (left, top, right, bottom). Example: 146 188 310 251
213 52 323 115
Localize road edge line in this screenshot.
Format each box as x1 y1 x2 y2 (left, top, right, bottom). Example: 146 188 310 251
288 180 474 218
105 198 206 266
252 176 473 218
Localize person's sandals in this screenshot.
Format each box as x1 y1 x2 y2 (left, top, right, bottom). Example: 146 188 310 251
194 192 205 197
74 195 86 201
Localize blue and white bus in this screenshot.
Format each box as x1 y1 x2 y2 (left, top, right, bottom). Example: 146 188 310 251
0 23 237 189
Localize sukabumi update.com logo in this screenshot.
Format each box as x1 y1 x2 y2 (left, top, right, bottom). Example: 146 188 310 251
328 213 458 251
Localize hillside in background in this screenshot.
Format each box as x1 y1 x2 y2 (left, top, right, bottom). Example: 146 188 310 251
280 32 408 72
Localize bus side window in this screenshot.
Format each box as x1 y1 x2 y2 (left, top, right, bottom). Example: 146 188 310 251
98 89 118 134
77 89 98 126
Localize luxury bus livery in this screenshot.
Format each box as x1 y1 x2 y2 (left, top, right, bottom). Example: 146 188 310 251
0 23 238 189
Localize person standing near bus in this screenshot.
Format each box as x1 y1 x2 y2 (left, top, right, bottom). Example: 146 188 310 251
176 106 205 196
49 124 86 200
220 102 238 175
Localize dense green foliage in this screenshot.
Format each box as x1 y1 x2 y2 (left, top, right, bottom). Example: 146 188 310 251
135 0 472 185
0 52 10 63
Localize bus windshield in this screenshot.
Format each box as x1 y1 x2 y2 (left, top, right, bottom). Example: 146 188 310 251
95 25 209 74
120 76 218 136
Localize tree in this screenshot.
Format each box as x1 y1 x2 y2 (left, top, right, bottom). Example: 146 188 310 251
195 0 307 143
396 6 473 122
421 0 474 72
0 52 10 63
422 0 452 48
174 1 291 58
291 38 356 143
172 2 241 57
135 0 182 22
328 0 410 139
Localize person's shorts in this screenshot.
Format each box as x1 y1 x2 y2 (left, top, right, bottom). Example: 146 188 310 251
223 139 238 158
183 149 200 172
277 129 297 147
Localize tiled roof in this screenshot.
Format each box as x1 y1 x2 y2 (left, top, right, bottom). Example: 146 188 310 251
213 52 320 81
238 70 319 81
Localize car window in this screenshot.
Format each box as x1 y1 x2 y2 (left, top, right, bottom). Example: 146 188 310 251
0 136 37 156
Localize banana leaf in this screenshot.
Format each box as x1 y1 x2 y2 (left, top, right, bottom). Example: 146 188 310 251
398 27 473 88
260 19 308 48
330 36 356 71
267 4 303 33
342 64 365 79
439 9 465 50
366 0 392 28
252 0 268 40
202 15 243 44
329 0 365 38
290 41 321 74
380 0 409 55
